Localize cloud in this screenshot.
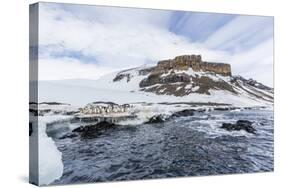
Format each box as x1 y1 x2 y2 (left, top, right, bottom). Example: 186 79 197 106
39 57 115 80
169 12 235 42
204 15 273 53
228 38 274 86
37 3 274 87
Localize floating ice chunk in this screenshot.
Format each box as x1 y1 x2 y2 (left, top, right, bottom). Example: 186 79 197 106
37 115 72 185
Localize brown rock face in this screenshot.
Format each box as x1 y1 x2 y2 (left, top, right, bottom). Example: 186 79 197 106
153 54 231 76
113 54 233 96
137 55 233 96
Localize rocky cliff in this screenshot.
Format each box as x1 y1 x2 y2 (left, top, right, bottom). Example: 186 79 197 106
111 54 273 104
136 55 233 95
150 54 231 76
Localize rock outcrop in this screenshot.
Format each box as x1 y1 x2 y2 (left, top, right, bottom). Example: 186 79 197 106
220 120 256 134
145 114 171 124
144 109 195 124
232 76 273 91
111 54 273 102
72 121 118 139
153 55 231 76
171 109 195 117
136 55 235 96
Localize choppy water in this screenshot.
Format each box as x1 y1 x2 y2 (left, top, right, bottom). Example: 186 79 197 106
46 109 273 185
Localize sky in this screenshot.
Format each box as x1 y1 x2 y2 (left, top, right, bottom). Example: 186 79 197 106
36 2 274 86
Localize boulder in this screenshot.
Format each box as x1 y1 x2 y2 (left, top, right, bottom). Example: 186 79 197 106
72 126 84 133
220 120 256 134
214 107 239 111
172 109 195 117
72 121 118 138
145 114 171 124
144 109 195 124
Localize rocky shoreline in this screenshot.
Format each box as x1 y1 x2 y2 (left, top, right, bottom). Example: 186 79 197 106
29 100 272 185
55 106 258 140
30 101 268 139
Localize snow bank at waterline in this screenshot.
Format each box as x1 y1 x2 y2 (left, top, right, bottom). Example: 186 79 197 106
38 80 271 108
30 115 72 185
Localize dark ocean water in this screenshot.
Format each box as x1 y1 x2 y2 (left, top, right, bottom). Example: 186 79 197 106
46 109 273 185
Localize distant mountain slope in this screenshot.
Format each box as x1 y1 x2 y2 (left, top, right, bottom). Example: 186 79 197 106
111 55 273 103
38 55 273 107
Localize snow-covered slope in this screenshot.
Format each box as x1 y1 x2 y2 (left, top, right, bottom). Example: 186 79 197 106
38 64 273 107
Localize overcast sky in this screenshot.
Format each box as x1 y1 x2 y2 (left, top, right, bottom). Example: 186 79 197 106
37 2 274 86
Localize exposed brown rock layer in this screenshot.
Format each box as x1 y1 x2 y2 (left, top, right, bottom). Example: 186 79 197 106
138 55 234 96
154 55 231 76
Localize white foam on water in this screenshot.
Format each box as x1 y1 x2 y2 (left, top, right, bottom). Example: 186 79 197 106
187 114 254 138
